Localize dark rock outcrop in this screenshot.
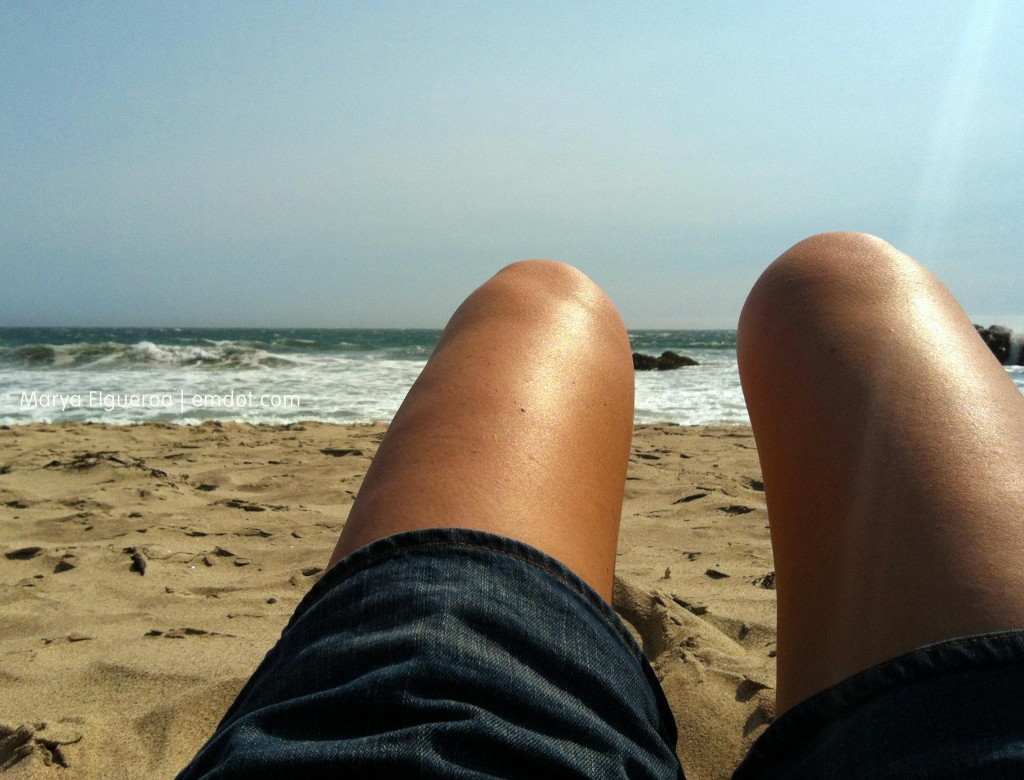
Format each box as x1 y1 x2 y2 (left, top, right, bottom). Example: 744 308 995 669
632 353 659 370
974 324 1024 365
975 325 1012 364
632 351 700 371
656 351 699 369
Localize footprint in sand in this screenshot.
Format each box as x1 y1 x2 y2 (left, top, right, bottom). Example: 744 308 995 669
612 576 776 771
0 722 82 770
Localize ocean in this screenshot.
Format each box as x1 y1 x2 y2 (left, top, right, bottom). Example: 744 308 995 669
2 327 1022 427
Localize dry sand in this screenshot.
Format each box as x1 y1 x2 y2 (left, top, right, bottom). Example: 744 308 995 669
0 422 775 779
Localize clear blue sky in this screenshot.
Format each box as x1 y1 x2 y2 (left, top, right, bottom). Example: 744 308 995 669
2 1 1021 328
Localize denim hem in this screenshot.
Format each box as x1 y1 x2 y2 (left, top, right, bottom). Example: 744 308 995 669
735 628 1024 776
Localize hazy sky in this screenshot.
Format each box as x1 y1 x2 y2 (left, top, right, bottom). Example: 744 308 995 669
2 1 1022 328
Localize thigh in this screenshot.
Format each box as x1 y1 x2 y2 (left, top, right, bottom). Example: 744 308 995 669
330 260 636 601
738 232 1024 710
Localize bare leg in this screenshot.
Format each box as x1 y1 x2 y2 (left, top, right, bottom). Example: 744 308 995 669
738 232 1024 712
329 260 634 601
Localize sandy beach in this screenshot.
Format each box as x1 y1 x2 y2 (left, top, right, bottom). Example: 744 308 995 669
0 422 775 779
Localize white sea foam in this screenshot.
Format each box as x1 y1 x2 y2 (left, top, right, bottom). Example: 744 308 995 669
2 336 1021 426
633 350 748 425
0 354 427 425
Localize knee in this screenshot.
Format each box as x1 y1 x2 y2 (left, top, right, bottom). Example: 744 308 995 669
740 232 924 338
775 231 908 274
491 259 627 337
494 259 605 305
758 232 915 294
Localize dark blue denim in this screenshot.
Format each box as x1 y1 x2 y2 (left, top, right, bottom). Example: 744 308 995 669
178 526 1024 778
177 529 685 779
734 629 1024 779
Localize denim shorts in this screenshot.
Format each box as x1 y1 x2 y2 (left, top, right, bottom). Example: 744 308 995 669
734 629 1024 778
177 529 685 778
178 528 1024 778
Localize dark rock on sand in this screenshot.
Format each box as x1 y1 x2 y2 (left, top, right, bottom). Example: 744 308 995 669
720 505 756 515
125 547 146 575
633 351 700 371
